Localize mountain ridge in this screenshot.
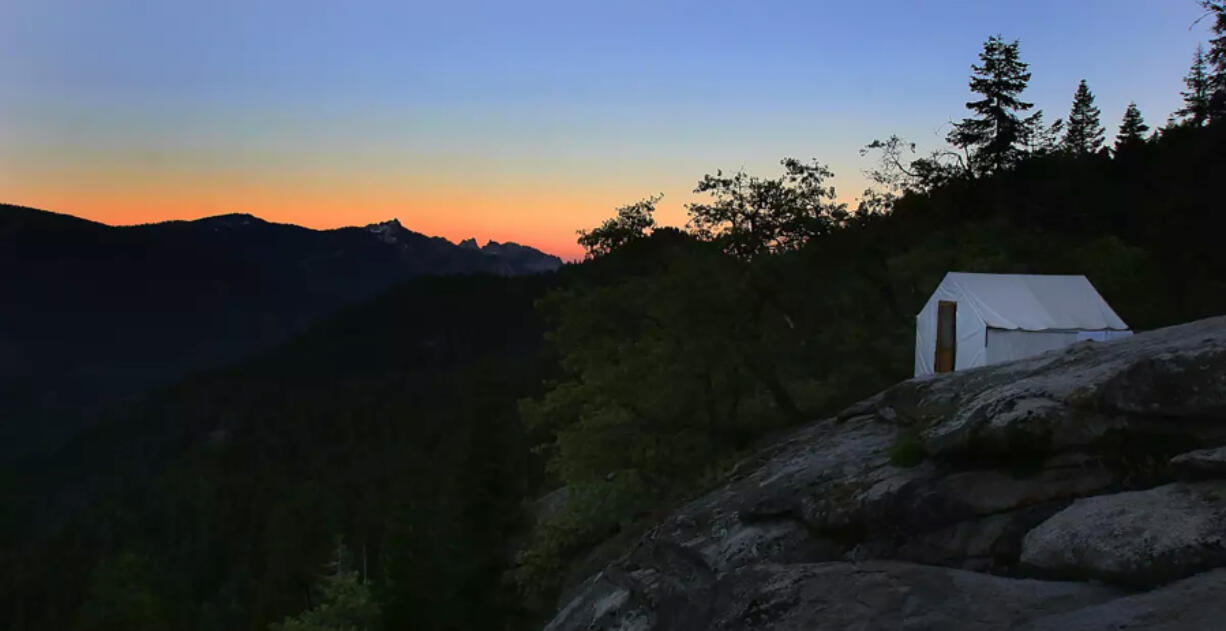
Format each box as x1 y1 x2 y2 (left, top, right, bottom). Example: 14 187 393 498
0 203 562 460
0 203 564 259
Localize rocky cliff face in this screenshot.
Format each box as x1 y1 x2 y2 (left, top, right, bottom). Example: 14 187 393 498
542 316 1226 630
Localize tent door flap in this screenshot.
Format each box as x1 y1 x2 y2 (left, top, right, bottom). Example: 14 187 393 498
935 300 956 373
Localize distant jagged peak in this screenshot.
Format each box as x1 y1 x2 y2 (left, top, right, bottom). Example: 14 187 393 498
457 236 564 271
364 218 407 244
479 240 564 272
364 218 403 232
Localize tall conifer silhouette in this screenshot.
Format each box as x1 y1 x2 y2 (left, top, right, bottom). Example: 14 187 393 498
1114 102 1149 152
1063 80 1105 154
947 36 1035 174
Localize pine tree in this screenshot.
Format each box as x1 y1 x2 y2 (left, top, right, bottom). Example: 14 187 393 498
1204 1 1226 120
1062 79 1105 154
1176 45 1212 127
1114 102 1150 153
269 540 380 631
947 36 1035 175
1021 110 1064 155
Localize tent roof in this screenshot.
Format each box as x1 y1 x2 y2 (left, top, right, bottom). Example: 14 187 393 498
932 272 1129 331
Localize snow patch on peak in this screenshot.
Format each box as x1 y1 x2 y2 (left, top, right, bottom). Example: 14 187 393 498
365 219 404 244
365 218 402 231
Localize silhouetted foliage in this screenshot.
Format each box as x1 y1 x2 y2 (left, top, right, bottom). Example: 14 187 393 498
686 158 848 258
576 195 659 259
947 36 1035 175
1022 110 1065 156
1176 45 1213 126
861 135 970 195
1204 1 1226 119
1063 79 1105 154
1114 102 1150 153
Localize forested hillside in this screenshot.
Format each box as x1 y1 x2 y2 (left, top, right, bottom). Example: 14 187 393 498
3 274 559 630
4 5 1226 630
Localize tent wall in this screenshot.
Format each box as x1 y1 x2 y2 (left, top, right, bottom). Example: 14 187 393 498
985 329 1078 365
913 272 1132 377
914 281 988 376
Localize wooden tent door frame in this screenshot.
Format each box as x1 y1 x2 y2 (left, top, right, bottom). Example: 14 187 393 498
935 300 957 373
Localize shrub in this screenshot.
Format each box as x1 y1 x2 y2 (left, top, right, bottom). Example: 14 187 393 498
889 429 926 467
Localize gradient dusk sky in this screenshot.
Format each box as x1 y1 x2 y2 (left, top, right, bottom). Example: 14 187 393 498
0 1 1213 259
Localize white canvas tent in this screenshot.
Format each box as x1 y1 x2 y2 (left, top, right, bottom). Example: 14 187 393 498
914 272 1131 376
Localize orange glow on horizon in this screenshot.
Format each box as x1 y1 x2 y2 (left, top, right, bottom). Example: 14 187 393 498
4 175 869 263
1 152 713 262
2 148 864 263
4 183 699 262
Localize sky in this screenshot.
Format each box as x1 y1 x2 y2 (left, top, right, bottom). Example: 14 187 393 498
0 1 1214 260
